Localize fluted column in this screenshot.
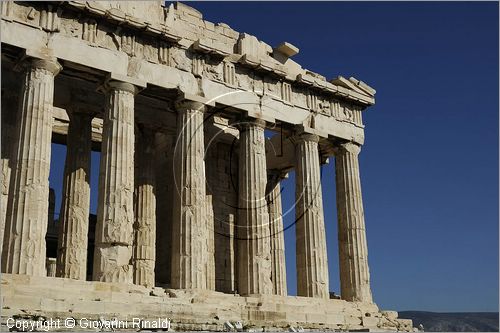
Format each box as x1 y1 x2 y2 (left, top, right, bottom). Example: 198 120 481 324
133 126 156 287
154 133 173 286
171 99 207 289
266 171 287 296
56 110 93 280
2 57 61 275
237 118 272 296
294 133 329 298
93 80 137 283
335 142 373 303
46 258 56 277
0 90 18 255
206 194 215 291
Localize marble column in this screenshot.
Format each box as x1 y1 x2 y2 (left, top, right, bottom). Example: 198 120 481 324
294 133 329 299
237 118 272 295
206 194 215 291
46 257 56 277
0 90 18 255
154 133 173 286
266 171 287 296
171 99 207 289
133 127 156 287
1 57 61 275
56 110 93 280
93 80 136 283
335 142 373 303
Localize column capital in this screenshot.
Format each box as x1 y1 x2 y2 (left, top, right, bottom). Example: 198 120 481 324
104 80 138 95
175 98 207 113
15 49 62 75
30 58 62 75
17 57 62 76
292 132 320 145
236 116 267 131
335 142 361 155
102 73 146 95
175 92 214 113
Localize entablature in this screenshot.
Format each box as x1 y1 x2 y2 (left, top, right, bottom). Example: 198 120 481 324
1 1 375 146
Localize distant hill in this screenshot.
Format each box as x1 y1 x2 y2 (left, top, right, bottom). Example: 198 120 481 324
399 311 499 332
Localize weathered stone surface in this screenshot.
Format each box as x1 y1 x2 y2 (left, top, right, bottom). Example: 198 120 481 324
0 86 18 255
205 120 239 293
382 310 399 321
237 118 272 296
0 2 401 331
1 273 413 332
171 99 208 289
206 194 216 290
93 80 136 283
335 142 373 303
56 110 92 280
2 57 61 276
45 257 56 277
294 133 329 299
154 132 173 286
133 127 156 288
266 171 287 296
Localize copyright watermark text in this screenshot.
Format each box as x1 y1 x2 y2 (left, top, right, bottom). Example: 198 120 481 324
6 317 171 331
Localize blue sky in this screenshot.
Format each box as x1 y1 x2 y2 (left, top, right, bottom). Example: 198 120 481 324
49 2 499 312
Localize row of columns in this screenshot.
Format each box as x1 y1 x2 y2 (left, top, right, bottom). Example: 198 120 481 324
1 54 373 303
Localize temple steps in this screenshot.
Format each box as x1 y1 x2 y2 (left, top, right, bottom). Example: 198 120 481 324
1 274 412 331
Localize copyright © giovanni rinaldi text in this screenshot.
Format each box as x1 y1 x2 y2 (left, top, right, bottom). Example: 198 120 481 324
6 317 171 331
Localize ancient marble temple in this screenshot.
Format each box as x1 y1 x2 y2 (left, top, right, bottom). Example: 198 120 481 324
0 1 413 331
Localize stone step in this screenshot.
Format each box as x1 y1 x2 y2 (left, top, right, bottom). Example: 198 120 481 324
1 274 413 332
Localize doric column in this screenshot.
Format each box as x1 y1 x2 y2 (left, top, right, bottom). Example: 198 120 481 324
335 142 373 303
0 89 18 254
294 133 329 298
93 80 137 283
237 118 272 295
1 57 61 275
56 109 93 280
46 258 56 277
206 194 215 291
154 133 173 286
266 171 287 296
171 99 208 289
133 126 156 287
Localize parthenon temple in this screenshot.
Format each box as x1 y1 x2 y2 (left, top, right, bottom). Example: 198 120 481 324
0 1 413 331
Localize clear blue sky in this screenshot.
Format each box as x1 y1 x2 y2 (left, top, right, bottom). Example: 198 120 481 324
49 2 499 313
